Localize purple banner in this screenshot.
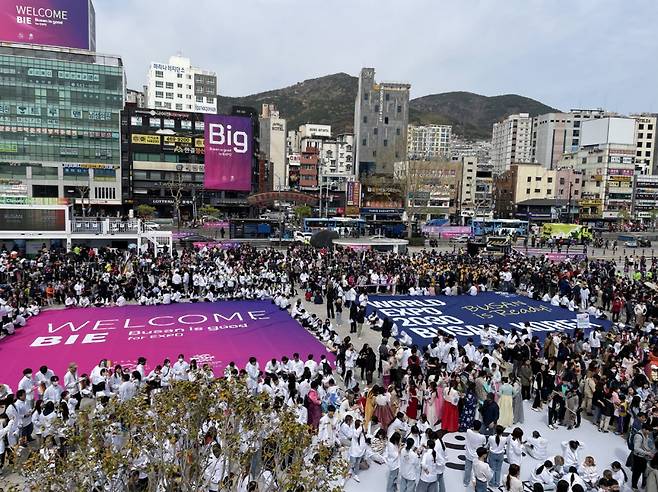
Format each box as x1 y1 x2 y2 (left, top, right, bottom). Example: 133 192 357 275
0 301 331 387
0 0 90 49
204 115 252 191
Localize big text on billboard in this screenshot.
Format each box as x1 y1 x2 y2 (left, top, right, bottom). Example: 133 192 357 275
0 0 90 50
203 115 252 191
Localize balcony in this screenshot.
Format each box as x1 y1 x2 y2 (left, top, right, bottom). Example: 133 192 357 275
72 218 140 235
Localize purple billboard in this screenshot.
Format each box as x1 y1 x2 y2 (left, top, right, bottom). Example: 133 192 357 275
204 115 253 191
0 0 91 50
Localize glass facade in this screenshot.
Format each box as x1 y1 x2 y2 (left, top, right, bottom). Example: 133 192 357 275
0 45 124 205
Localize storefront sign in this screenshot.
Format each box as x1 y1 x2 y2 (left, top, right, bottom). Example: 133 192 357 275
131 134 161 145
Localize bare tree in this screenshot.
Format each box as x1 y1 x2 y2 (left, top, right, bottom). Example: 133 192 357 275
78 185 90 218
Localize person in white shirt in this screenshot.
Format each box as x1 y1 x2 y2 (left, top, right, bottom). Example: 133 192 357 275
399 437 421 491
348 420 367 483
43 376 63 403
472 447 493 492
384 432 402 492
304 354 318 378
18 368 35 409
417 439 446 492
464 421 487 486
531 460 557 491
506 428 524 466
245 357 260 395
487 425 507 487
172 354 190 381
118 373 137 402
525 430 548 460
469 284 478 296
562 440 583 473
318 406 339 447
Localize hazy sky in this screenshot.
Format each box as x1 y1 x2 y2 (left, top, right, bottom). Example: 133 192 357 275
96 0 658 113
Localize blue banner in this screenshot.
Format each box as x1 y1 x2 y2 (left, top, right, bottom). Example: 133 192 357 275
366 292 612 347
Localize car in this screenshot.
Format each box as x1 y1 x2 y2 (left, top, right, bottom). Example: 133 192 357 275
451 234 471 243
624 240 638 248
293 231 313 244
144 221 160 230
638 238 652 247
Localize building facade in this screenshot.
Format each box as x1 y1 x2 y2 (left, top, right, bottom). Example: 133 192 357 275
259 104 287 189
633 175 658 222
493 163 557 218
559 117 637 222
631 114 658 175
531 109 607 169
490 113 533 175
407 124 452 160
145 55 217 114
0 43 124 210
354 67 410 176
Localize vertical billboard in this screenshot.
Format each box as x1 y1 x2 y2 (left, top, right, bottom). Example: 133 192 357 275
0 0 91 49
204 115 253 191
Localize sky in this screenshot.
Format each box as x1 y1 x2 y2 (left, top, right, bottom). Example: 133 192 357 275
95 0 658 114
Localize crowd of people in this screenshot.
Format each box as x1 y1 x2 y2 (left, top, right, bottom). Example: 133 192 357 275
0 242 658 491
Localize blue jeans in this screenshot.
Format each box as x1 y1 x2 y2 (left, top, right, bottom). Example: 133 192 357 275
350 456 362 476
437 474 445 492
475 479 488 492
386 469 399 492
463 458 474 486
416 479 437 492
400 477 416 492
488 452 504 486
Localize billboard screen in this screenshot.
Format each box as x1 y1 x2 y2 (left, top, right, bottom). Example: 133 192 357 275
0 208 66 231
204 115 252 191
0 0 90 49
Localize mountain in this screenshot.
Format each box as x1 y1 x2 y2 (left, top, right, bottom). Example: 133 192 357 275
216 73 558 139
409 92 559 139
217 73 358 134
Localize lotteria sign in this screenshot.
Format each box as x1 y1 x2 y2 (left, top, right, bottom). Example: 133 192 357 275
203 115 252 191
366 293 611 347
0 0 91 49
0 301 331 387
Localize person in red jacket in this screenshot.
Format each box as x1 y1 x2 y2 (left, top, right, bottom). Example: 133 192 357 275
611 296 624 323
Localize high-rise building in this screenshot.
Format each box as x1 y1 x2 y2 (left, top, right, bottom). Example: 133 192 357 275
145 55 217 114
0 41 124 210
559 117 637 222
630 114 658 175
531 109 607 168
407 124 452 159
490 113 533 174
259 104 287 190
354 68 410 176
493 163 557 218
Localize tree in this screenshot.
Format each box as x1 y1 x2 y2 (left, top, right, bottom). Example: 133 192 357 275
649 209 658 231
21 379 347 492
294 204 312 224
78 185 90 218
199 205 220 219
167 170 185 232
136 204 156 219
394 159 453 239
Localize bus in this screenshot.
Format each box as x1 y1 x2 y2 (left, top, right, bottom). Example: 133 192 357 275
302 217 367 236
472 219 529 237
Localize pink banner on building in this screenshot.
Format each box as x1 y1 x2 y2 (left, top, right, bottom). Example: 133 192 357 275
0 301 331 388
204 115 253 191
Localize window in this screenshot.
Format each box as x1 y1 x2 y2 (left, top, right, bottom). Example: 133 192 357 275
177 94 183 99
177 73 183 78
186 95 192 100
363 116 367 123
649 133 654 139
575 178 580 183
527 176 532 182
649 124 654 130
648 142 652 148
373 128 378 135
647 151 652 157
206 97 215 103
534 189 540 193
163 119 175 128
384 117 389 124
535 176 542 181
372 151 376 157
374 104 379 112
385 94 390 101
175 104 183 110
155 101 162 107
638 150 643 156
546 189 552 195
195 121 204 131
526 188 530 194
155 71 163 78
637 141 643 147
155 91 163 98
166 92 174 99
149 118 160 128
383 139 388 147
597 156 603 163
130 116 142 126
181 120 192 130
186 84 192 90
362 138 367 146
638 133 644 139
155 81 163 88
397 105 401 113
177 83 183 88
187 74 192 80
547 177 553 183
163 102 171 109
364 93 368 101
396 128 401 136
196 96 203 103
166 82 174 89
639 124 645 130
